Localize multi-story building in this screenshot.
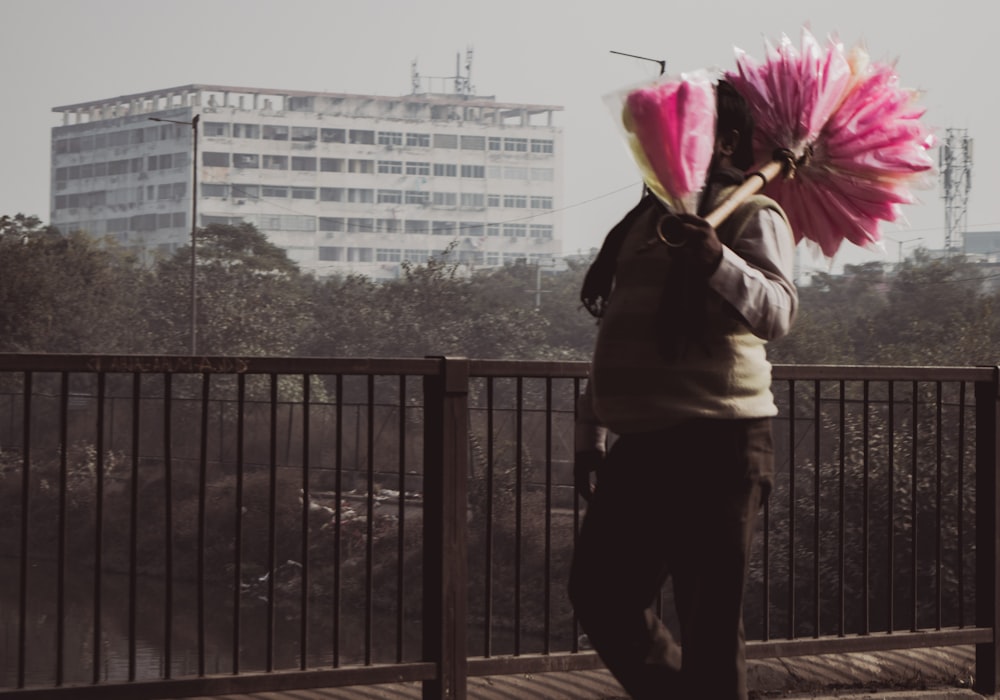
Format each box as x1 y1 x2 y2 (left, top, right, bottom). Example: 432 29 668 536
51 83 564 279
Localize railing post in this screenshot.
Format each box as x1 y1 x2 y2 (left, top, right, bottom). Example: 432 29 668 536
975 367 1000 696
423 356 470 700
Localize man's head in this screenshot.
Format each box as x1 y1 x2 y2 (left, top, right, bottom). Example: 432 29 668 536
714 80 756 172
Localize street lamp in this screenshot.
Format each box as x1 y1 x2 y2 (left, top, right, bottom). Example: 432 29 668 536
885 235 924 264
149 114 200 354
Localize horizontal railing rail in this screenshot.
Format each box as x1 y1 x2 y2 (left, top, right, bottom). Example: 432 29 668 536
0 354 995 698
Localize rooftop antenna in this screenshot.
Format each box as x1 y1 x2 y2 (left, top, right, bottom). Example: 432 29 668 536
411 59 421 95
610 50 666 75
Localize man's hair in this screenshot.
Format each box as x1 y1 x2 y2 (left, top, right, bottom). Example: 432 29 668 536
716 80 756 171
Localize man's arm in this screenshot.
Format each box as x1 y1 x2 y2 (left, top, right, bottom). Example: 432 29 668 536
709 208 798 341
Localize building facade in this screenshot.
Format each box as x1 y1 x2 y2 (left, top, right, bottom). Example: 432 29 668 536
51 84 564 279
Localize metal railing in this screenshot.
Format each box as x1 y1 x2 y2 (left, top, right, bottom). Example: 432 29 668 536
0 354 997 698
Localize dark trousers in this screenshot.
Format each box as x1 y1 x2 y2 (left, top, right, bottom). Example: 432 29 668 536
568 418 773 700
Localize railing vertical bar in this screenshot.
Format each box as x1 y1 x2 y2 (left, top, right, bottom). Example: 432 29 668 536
56 372 69 686
397 375 407 664
514 376 524 655
484 377 495 658
887 381 895 634
333 373 344 667
17 371 32 688
813 379 821 637
958 380 967 628
936 381 944 630
787 379 796 638
197 373 210 676
301 373 311 670
974 368 1000 696
571 377 582 652
862 379 870 635
365 374 376 665
163 373 174 678
93 371 106 684
543 377 553 654
911 381 919 631
838 380 846 636
232 374 246 675
266 373 278 671
128 372 141 681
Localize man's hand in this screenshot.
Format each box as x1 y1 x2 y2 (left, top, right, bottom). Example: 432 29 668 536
658 213 723 276
574 450 604 502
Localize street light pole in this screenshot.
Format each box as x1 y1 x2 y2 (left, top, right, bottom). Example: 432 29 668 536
150 114 200 354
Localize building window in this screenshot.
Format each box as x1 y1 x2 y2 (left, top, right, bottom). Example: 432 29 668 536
203 122 229 137
378 160 403 174
504 195 527 209
378 189 402 204
461 135 486 150
263 186 288 198
460 164 485 178
504 166 529 180
406 161 430 176
433 163 457 177
530 196 553 209
348 188 374 203
320 188 345 202
202 151 229 170
291 126 318 142
263 155 288 170
487 224 501 237
461 193 485 208
232 184 259 200
406 132 431 147
349 247 374 262
234 153 259 169
318 246 343 260
349 129 375 145
262 124 289 141
433 134 458 149
347 218 373 233
432 221 456 236
321 128 346 143
404 249 431 263
530 225 554 240
503 223 527 237
319 217 345 232
504 138 528 152
378 131 403 146
487 194 500 208
291 156 317 171
321 158 344 172
376 248 402 262
488 137 502 151
291 187 316 200
405 220 429 234
376 218 401 233
233 123 260 139
433 192 457 207
531 167 554 182
349 159 374 174
530 139 554 154
202 183 228 197
405 191 430 205
464 223 485 236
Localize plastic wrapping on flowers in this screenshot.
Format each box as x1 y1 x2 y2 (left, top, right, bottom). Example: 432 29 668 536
605 70 717 213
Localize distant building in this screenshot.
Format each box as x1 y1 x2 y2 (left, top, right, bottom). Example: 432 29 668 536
50 83 564 279
963 231 1000 261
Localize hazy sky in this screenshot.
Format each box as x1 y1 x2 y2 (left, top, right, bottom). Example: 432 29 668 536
3 0 997 274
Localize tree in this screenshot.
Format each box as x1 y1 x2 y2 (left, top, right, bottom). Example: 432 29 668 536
0 214 150 353
143 222 311 356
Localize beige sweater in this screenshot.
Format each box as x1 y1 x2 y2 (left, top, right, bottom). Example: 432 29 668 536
581 192 797 444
